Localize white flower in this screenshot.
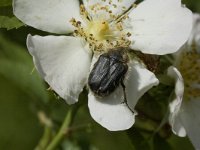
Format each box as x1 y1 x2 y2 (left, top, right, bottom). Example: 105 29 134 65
13 0 192 131
168 14 200 149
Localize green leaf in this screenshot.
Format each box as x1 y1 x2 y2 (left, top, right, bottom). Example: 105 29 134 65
0 0 11 7
0 16 24 30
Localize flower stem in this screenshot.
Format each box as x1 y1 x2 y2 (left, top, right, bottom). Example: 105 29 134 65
46 107 74 150
35 126 52 150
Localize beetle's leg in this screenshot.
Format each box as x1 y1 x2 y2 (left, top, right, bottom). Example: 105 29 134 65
120 80 127 103
121 80 135 114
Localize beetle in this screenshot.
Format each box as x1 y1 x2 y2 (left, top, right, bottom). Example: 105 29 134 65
88 47 129 97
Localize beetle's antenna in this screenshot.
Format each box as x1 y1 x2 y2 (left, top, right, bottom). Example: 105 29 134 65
121 80 135 114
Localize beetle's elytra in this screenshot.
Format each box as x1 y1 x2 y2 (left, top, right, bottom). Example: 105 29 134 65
88 47 129 97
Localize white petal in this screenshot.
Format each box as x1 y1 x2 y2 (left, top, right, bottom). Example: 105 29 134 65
88 87 136 131
13 0 82 34
180 100 200 150
171 115 186 137
88 58 158 131
167 66 186 137
167 66 184 106
27 35 92 104
88 56 137 131
188 14 200 44
169 99 186 137
188 13 200 52
125 61 159 110
126 0 192 55
83 0 135 21
168 66 200 149
173 13 200 60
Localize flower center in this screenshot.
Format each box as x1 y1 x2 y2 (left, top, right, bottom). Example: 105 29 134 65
85 20 111 41
70 4 132 54
178 43 200 100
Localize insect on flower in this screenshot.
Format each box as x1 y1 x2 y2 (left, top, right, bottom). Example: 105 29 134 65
13 0 193 131
88 47 135 112
88 47 129 97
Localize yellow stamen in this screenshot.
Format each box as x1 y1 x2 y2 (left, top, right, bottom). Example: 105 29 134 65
179 43 200 100
85 20 111 41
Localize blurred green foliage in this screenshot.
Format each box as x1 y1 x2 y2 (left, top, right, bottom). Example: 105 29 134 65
0 0 199 150
0 0 11 7
0 16 23 29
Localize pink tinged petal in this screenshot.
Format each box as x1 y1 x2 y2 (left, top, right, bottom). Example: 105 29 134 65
126 61 159 110
13 0 82 34
27 35 92 104
180 100 200 150
83 0 135 21
127 0 193 55
167 66 186 137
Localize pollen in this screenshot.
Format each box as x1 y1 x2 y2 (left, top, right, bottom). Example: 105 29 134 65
86 20 111 41
70 2 132 54
178 43 200 100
